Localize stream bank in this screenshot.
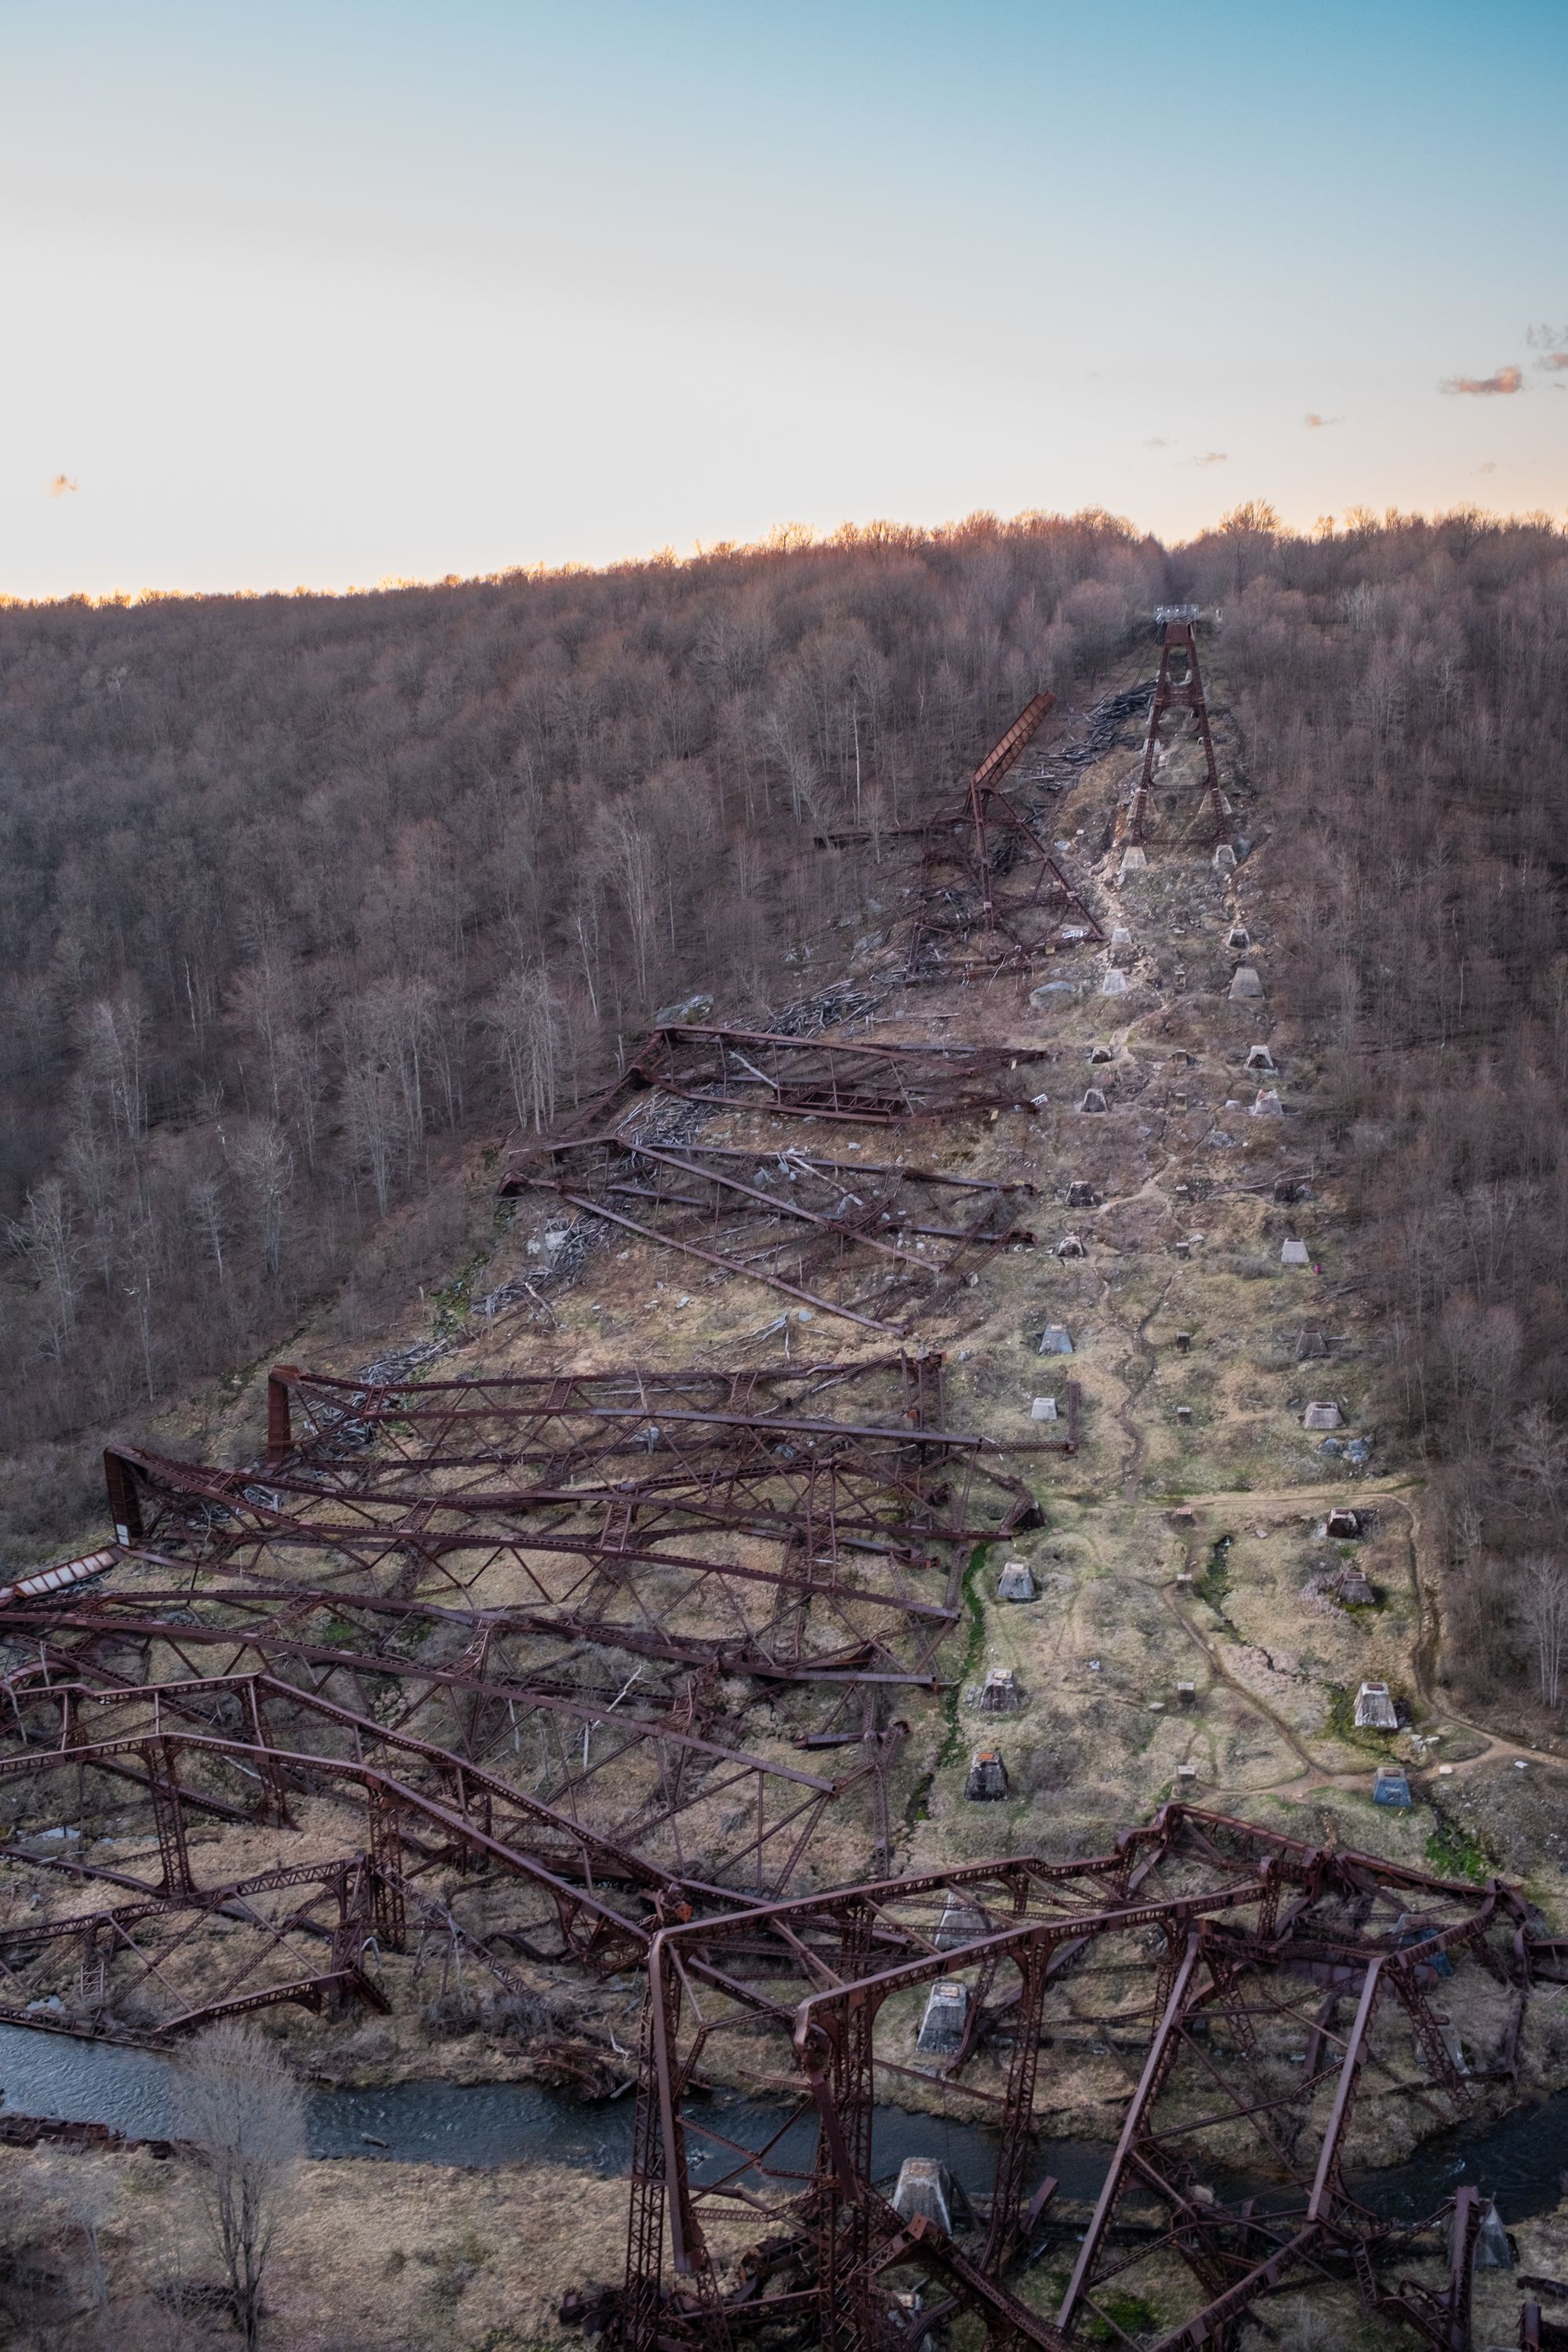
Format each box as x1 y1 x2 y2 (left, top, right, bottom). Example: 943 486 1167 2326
5 2022 1568 2226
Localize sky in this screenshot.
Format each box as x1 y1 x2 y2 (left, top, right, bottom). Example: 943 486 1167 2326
2 0 1565 598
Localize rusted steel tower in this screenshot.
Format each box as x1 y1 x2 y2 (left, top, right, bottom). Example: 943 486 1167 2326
1126 609 1225 848
619 1805 1551 2352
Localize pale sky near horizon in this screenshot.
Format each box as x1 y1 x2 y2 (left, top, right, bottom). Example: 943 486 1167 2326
2 0 1565 600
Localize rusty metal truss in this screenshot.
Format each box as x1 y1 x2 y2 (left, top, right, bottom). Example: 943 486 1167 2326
259 1357 1080 1488
0 1852 406 2041
260 1353 952 1472
2 1573 908 1894
499 1135 1036 1334
818 694 1105 981
1126 617 1225 850
0 1671 664 2021
100 1425 1018 1683
616 1803 1549 2352
557 1028 1052 1135
90 1352 1050 1690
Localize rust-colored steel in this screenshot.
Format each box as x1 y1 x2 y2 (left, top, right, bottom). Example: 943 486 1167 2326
5 1580 906 1893
616 1804 1544 2352
74 1347 1035 1693
0 1673 666 2031
97 1406 1032 1679
971 691 1057 793
817 696 1105 980
499 1136 1036 1335
554 1029 1053 1139
258 1358 1027 1517
1126 617 1225 848
263 1354 949 1470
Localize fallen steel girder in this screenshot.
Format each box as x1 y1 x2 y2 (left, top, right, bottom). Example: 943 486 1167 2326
0 1674 663 1982
100 1434 1004 1679
262 1355 952 1475
5 1559 957 1691
818 696 1106 981
617 1803 1541 2352
3 1589 906 1894
499 1135 1036 1334
559 1028 1052 1135
905 786 1105 982
0 1829 651 2047
265 1351 1076 1472
1 1667 681 1900
0 1853 399 2041
817 691 1059 858
256 1369 1035 1537
1125 616 1225 849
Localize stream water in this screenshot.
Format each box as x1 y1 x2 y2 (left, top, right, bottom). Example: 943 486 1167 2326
2 2024 1564 2224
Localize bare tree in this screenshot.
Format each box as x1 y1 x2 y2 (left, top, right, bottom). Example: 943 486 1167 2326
123 1221 159 1404
343 1058 398 1216
488 965 564 1135
1512 1403 1568 1535
188 1174 227 1281
232 1122 294 1283
80 996 150 1163
1520 1555 1568 1711
5 1178 83 1359
176 2020 306 2351
593 800 660 1005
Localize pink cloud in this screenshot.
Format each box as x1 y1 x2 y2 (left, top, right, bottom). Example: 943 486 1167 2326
1440 365 1523 396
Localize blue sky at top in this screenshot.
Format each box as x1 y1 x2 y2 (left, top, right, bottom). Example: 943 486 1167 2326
2 0 1564 594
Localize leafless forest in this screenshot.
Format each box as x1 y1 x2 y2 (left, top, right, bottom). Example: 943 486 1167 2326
2 503 1566 1714
1209 508 1568 1711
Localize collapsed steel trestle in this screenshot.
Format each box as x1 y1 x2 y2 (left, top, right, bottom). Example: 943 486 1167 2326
499 1136 1036 1334
621 1804 1549 2352
102 1375 1037 1680
818 692 1105 980
558 1029 1053 1137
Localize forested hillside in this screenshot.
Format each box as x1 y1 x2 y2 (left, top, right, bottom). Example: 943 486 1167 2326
1207 512 1568 1707
0 512 1163 1542
3 503 1567 1733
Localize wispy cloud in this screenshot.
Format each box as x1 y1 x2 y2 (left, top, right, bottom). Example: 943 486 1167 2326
1304 412 1342 429
47 473 79 498
1522 325 1568 384
1440 365 1523 396
1142 436 1171 449
1189 451 1228 467
1478 461 1497 474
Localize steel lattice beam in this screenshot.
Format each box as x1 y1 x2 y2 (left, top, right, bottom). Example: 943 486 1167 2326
2 1580 906 1894
1125 617 1225 849
499 1136 1037 1334
100 1432 1014 1682
555 1029 1053 1138
262 1355 950 1473
616 1804 1544 2352
815 695 1105 981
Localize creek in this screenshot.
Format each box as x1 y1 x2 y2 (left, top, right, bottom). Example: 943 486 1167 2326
1 2024 1563 2226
